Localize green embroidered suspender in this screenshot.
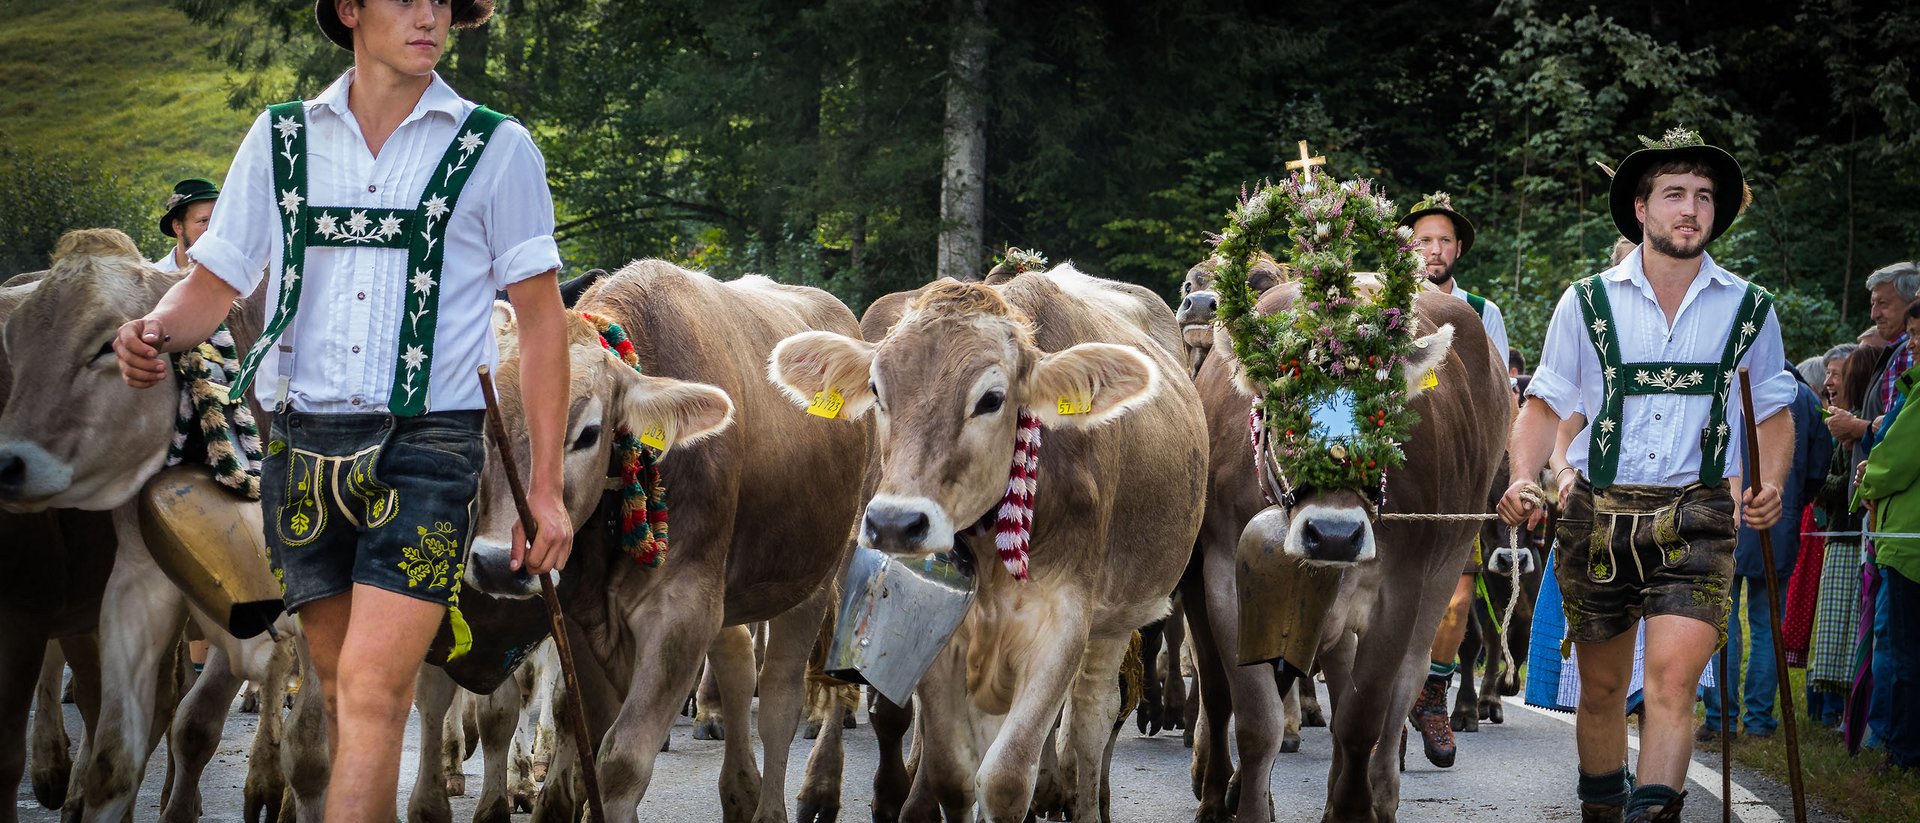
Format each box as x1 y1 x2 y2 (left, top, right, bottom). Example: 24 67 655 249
1461 289 1488 319
1573 274 1774 489
231 101 509 416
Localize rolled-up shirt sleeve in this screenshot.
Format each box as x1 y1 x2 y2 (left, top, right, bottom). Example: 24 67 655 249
483 123 562 290
1525 287 1585 421
189 111 276 296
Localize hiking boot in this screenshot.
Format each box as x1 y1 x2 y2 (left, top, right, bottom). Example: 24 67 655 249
1581 802 1625 823
1624 791 1686 823
1408 675 1456 768
1693 724 1735 746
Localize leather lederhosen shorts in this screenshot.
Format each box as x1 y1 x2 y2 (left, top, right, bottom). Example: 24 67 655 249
262 410 486 613
1554 476 1738 647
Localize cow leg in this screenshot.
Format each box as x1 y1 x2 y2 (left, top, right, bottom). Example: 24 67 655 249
1061 634 1129 823
595 580 724 823
30 641 70 811
1161 598 1188 732
407 665 459 823
795 683 847 823
530 678 581 823
243 638 294 823
705 625 763 822
56 634 103 823
1198 527 1288 823
1135 616 1166 736
692 655 726 741
1 626 50 823
1180 553 1233 821
81 506 191 823
1453 602 1482 734
159 644 247 823
281 642 330 823
1300 673 1327 727
474 670 528 823
754 590 831 823
904 641 979 822
867 692 913 823
973 613 1090 823
1281 675 1302 753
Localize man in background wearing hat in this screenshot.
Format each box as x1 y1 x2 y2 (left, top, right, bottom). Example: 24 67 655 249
112 2 572 819
1498 128 1796 823
1400 191 1512 768
155 177 218 272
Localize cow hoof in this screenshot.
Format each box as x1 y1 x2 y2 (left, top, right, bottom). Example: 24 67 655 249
693 716 725 741
31 759 69 810
1162 704 1186 732
531 760 548 783
1183 725 1195 749
842 710 857 729
1281 736 1301 754
244 781 282 823
513 791 534 814
474 798 511 823
1451 709 1478 733
1483 702 1504 725
802 720 823 740
797 799 840 823
1301 705 1327 728
1136 703 1159 736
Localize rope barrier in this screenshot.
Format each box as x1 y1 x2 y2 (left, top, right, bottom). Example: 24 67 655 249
1378 484 1542 683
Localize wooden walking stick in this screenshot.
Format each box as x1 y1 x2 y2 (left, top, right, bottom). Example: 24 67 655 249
1720 638 1732 823
478 365 609 823
1737 366 1808 823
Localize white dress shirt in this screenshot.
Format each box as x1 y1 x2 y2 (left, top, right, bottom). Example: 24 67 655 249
1526 247 1794 486
153 249 181 272
1440 284 1510 367
190 69 561 414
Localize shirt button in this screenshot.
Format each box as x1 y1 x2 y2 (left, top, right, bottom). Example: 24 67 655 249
367 184 377 193
1655 413 1663 421
351 397 362 407
357 292 367 301
1648 453 1657 460
351 345 362 354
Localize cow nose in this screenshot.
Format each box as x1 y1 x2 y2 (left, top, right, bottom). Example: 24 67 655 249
1176 292 1216 325
863 504 931 552
1301 518 1364 562
0 452 25 498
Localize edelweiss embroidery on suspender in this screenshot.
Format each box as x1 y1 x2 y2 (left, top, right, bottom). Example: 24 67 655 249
232 101 510 416
1574 274 1773 489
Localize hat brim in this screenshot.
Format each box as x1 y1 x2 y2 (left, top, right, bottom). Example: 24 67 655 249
1399 208 1476 257
1608 145 1743 245
159 191 219 238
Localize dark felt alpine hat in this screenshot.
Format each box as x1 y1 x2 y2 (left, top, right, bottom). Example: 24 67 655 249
1607 127 1745 245
159 178 219 238
1399 192 1475 256
315 0 495 52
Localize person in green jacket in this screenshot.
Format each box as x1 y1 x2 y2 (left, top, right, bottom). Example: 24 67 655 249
1854 302 1920 772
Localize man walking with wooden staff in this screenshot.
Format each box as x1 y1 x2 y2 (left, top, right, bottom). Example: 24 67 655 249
1499 127 1797 823
112 2 573 820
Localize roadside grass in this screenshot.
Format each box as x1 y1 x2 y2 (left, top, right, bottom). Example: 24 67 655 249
1717 668 1920 823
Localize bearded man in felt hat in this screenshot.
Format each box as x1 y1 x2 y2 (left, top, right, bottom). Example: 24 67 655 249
113 2 572 819
155 177 218 272
1400 191 1512 768
1498 128 1795 823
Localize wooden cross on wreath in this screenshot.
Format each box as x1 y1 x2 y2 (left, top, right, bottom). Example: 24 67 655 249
1286 140 1327 174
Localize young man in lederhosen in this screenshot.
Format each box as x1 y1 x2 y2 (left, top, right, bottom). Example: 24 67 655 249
1498 129 1795 823
113 2 572 819
1400 192 1512 768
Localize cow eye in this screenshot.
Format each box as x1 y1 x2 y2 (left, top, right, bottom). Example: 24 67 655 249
92 340 116 365
972 390 1004 417
571 424 601 451
1180 282 1191 295
869 381 884 412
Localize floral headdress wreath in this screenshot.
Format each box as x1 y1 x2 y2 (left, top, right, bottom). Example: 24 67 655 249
997 247 1049 275
1209 168 1426 500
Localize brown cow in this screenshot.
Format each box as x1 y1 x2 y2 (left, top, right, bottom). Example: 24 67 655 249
461 260 866 823
1172 253 1289 376
769 265 1207 821
1188 282 1507 822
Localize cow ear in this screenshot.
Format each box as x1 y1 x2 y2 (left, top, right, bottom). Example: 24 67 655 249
491 300 517 335
1210 325 1259 397
1400 323 1455 398
614 369 735 455
1028 342 1161 428
767 331 879 420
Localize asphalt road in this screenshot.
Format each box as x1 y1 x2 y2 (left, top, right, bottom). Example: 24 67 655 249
16 679 1821 822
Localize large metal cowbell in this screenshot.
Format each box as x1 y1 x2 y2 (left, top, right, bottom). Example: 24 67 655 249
139 465 287 639
826 546 977 705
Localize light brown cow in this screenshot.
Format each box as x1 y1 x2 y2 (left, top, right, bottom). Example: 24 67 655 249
462 260 867 823
1171 253 1289 376
769 265 1207 821
1188 283 1508 822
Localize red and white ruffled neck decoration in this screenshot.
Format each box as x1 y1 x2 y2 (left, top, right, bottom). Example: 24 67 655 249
967 408 1043 581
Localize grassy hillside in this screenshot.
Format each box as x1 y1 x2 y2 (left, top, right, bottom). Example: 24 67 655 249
0 0 285 259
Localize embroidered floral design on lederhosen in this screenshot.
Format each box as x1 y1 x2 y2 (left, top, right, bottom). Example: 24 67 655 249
274 443 398 546
398 520 461 590
230 101 511 416
1573 275 1773 489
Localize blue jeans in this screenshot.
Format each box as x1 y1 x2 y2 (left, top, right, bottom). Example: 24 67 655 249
1806 687 1843 727
1883 567 1920 768
1702 576 1784 734
1871 568 1894 745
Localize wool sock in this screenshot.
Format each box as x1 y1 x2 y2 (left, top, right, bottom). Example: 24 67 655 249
1624 784 1680 818
1428 660 1458 681
1577 765 1631 806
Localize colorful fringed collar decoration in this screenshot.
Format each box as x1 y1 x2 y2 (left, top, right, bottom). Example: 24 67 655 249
168 325 263 499
583 313 670 567
966 407 1043 580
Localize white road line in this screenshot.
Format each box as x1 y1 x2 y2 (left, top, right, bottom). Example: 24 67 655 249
1504 697 1785 823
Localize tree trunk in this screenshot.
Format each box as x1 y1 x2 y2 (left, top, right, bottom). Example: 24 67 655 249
937 0 988 282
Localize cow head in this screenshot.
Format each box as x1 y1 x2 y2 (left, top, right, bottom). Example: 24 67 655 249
1175 254 1288 373
1240 321 1456 565
0 230 180 512
463 305 734 597
770 280 1161 560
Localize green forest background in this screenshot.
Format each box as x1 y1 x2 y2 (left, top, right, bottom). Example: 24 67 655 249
2 0 1915 364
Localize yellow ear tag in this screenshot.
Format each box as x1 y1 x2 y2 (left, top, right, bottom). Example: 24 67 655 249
1419 369 1439 390
808 388 845 419
638 422 668 451
1057 392 1093 416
